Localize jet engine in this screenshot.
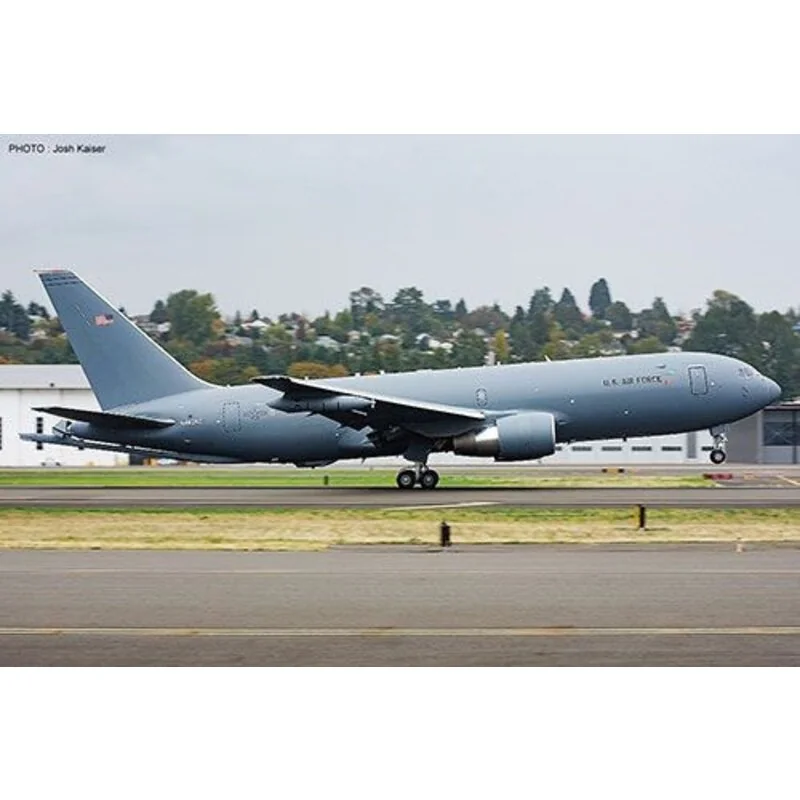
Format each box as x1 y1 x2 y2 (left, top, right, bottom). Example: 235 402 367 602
452 411 557 461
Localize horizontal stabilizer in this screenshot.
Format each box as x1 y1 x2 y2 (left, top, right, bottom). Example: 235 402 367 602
34 406 176 429
20 433 239 463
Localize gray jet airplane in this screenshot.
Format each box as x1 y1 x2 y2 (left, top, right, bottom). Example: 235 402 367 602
22 270 782 488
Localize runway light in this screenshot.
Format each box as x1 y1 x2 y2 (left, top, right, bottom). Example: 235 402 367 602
440 520 451 548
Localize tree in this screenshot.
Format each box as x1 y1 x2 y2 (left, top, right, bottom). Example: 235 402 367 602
605 300 633 331
627 335 667 355
527 287 554 318
526 288 555 350
553 288 584 339
493 330 510 363
432 299 454 320
637 297 677 346
0 291 31 340
464 304 509 334
572 329 624 358
451 330 486 367
149 299 168 324
588 278 612 319
27 301 49 319
288 361 349 379
509 305 535 361
757 311 800 399
349 287 384 328
684 290 761 364
165 289 221 347
390 286 431 335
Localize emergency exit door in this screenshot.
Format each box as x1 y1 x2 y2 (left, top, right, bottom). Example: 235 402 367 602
688 366 708 395
222 401 242 433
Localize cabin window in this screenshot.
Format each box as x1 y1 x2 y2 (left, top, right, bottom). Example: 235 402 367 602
571 445 592 451
601 445 623 451
661 445 683 451
631 445 652 452
35 416 43 451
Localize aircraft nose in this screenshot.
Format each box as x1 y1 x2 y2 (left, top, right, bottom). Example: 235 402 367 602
765 376 782 404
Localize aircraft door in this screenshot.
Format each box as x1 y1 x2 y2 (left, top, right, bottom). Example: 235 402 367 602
222 401 242 433
688 366 708 396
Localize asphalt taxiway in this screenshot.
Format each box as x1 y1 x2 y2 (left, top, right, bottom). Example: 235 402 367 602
2 484 800 508
2 547 799 665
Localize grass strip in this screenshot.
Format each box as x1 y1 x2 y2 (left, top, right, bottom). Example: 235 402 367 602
0 468 709 489
1 507 799 550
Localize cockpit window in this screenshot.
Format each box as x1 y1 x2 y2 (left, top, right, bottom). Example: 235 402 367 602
737 367 754 379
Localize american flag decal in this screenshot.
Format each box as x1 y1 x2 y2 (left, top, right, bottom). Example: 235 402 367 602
94 313 114 326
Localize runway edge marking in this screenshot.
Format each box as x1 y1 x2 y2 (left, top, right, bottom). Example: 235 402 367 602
2 626 800 637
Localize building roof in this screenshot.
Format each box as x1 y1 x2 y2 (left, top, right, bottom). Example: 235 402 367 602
0 364 90 390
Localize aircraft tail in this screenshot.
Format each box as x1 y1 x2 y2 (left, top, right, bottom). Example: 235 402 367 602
37 270 210 409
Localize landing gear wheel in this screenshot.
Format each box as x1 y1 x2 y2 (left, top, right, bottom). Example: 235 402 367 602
419 469 440 490
396 469 416 490
709 448 727 465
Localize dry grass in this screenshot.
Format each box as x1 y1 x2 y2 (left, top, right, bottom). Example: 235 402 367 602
1 509 799 550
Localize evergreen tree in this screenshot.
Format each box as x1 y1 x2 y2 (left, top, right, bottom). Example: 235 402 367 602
526 288 554 351
27 301 50 319
349 287 384 328
0 291 31 340
684 290 761 364
149 299 168 324
527 287 554 318
637 297 677 346
605 300 633 331
757 311 800 399
588 278 612 319
553 288 584 338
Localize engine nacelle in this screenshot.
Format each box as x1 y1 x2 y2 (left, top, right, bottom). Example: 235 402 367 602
452 412 556 461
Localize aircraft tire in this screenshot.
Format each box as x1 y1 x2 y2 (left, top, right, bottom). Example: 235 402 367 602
709 448 727 465
420 469 439 490
396 469 417 490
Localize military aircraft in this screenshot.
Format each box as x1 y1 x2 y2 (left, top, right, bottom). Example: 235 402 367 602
22 270 781 489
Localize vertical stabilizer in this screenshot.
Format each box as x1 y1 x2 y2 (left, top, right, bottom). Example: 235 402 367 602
37 270 210 409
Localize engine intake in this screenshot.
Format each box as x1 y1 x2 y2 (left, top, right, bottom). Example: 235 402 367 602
452 412 556 461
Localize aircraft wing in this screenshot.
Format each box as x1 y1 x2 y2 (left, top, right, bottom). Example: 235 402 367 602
252 375 485 437
34 406 176 430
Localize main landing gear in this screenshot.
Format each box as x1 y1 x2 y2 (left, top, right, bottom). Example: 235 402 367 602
396 464 440 490
709 426 728 465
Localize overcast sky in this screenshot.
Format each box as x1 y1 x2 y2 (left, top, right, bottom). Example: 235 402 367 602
1 135 798 320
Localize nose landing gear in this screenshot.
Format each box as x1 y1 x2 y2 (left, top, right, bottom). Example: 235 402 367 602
396 463 440 490
709 426 728 465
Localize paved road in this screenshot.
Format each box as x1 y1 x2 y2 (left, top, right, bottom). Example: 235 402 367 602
2 547 799 665
2 485 800 508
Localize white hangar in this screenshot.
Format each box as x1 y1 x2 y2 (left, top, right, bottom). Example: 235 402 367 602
0 365 122 467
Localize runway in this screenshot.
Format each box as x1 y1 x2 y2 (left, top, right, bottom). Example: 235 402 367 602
2 484 800 508
2 547 799 665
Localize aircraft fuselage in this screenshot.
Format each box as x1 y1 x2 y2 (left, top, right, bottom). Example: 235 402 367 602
61 351 780 465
